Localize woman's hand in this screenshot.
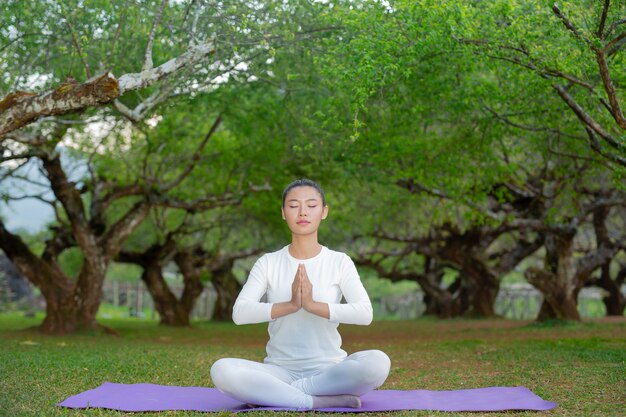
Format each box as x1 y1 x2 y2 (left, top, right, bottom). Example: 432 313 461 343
290 265 303 310
270 266 303 319
300 264 330 319
300 264 313 307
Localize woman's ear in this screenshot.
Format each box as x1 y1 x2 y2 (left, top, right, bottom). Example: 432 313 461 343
281 206 286 220
321 205 329 220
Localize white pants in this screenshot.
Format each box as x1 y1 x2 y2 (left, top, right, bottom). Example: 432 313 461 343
210 350 391 409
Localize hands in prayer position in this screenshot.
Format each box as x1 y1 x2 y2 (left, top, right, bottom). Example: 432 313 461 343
291 264 313 310
273 264 330 319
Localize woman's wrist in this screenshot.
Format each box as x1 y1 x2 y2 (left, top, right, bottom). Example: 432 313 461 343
303 299 330 319
289 301 301 313
271 301 301 319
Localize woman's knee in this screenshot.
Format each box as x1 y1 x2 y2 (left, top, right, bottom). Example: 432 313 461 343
210 358 236 390
353 350 391 386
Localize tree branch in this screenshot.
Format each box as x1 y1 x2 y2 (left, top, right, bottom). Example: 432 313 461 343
580 196 626 217
153 192 242 212
575 245 617 283
0 40 215 137
353 250 423 283
494 236 544 275
89 181 144 229
2 193 55 207
0 219 70 291
160 114 222 192
144 0 169 71
42 225 75 264
606 18 626 38
113 84 174 122
0 32 56 53
396 178 502 221
482 52 595 89
0 150 41 163
483 104 587 139
105 9 126 64
2 130 47 146
606 30 626 56
0 74 119 137
583 127 626 167
595 49 626 130
553 84 624 150
41 153 92 245
0 160 32 182
552 4 593 49
202 247 263 271
117 40 215 93
61 7 92 78
111 99 138 122
102 201 151 259
597 0 611 39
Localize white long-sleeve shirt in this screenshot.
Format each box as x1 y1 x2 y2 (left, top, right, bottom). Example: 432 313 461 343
232 245 373 372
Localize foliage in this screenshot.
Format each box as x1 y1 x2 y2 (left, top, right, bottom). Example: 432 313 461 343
1 0 624 326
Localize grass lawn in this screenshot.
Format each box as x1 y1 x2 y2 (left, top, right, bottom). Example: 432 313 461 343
0 314 624 417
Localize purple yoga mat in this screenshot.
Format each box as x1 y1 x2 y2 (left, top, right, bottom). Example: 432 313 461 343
57 382 557 412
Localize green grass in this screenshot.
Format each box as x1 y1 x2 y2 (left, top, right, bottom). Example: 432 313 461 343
0 314 624 417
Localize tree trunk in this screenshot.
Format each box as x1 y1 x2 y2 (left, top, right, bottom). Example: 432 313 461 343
422 293 464 318
602 287 626 316
419 273 468 318
591 205 625 316
445 253 499 317
0 221 111 334
467 284 499 317
437 228 501 318
597 263 626 316
533 289 581 322
141 261 191 326
40 255 109 333
7 152 152 335
464 268 499 317
211 267 242 321
118 243 205 326
173 251 205 324
525 230 582 321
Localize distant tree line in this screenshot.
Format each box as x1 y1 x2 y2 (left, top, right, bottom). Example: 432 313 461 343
0 0 624 334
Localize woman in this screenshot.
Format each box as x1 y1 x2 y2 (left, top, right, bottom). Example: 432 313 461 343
210 179 390 409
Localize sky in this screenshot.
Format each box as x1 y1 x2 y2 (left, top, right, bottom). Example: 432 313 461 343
1 148 84 234
0 199 53 233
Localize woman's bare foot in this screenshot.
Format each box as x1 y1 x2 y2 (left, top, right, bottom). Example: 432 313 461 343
312 394 361 409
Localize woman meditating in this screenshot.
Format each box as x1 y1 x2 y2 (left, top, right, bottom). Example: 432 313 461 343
210 179 391 409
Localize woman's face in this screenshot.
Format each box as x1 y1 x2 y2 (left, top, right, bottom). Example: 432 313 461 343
281 186 328 236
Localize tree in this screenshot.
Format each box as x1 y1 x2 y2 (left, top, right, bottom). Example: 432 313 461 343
0 0 317 333
523 188 625 321
0 110 243 333
454 0 626 319
461 0 626 168
0 2 194 333
313 0 626 321
116 206 269 325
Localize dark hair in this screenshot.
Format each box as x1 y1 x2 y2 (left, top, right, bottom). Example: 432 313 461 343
282 179 326 207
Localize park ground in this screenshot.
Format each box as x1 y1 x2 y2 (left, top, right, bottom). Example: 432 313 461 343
0 315 624 417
